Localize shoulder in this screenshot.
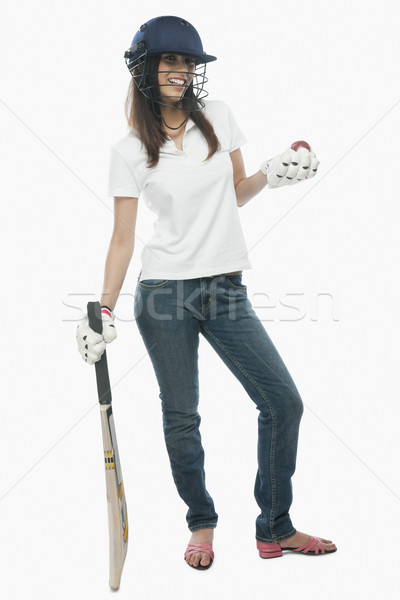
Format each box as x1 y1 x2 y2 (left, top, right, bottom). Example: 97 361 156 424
201 100 240 133
201 99 232 120
110 129 143 161
200 99 246 152
200 100 243 146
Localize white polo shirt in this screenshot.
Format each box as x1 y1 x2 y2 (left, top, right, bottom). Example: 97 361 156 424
107 99 252 281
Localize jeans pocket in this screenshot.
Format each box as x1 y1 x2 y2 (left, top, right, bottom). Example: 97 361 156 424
138 279 170 289
225 274 247 291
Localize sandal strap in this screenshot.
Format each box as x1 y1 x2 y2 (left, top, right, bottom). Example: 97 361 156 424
291 535 326 554
185 542 214 559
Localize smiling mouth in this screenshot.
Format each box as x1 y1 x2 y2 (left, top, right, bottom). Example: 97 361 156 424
168 78 187 87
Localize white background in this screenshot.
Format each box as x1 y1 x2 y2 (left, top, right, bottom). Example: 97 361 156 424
1 0 399 598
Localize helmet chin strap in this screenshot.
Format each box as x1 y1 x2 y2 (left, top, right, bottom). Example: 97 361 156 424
149 95 191 130
161 114 189 130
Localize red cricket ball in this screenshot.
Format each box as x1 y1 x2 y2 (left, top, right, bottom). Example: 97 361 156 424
291 140 311 152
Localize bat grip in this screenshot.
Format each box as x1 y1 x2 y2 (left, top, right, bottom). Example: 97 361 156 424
87 301 112 406
87 301 103 335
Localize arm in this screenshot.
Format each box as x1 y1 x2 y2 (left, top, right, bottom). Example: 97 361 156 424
230 148 268 208
100 196 138 311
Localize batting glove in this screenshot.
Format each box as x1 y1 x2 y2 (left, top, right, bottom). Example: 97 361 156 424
260 146 319 189
76 305 117 365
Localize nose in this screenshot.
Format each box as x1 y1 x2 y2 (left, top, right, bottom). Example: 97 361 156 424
175 56 193 74
175 59 188 73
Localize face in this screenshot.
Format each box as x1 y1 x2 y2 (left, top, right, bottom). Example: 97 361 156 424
157 53 196 104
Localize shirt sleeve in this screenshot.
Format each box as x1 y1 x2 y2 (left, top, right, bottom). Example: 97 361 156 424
224 103 247 153
107 146 140 198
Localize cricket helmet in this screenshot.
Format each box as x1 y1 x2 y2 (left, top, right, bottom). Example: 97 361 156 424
124 16 217 110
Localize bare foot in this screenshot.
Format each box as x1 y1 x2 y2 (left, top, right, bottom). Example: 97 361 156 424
279 530 336 552
185 528 214 567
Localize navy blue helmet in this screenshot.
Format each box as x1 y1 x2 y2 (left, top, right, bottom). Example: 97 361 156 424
124 16 216 110
125 16 217 68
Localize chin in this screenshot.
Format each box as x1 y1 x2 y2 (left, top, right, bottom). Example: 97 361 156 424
162 97 184 106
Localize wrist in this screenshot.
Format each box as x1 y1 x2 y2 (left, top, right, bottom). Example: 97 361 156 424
101 305 113 317
260 159 269 176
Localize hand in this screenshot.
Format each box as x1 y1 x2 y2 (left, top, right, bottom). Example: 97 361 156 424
260 145 319 189
76 305 117 365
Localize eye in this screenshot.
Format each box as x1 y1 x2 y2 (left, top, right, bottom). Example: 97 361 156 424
185 57 196 66
164 54 176 61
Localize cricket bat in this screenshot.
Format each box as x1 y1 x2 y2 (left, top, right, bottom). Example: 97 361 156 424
87 301 128 591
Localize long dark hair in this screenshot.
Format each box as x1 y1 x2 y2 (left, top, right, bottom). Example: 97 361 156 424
124 55 220 167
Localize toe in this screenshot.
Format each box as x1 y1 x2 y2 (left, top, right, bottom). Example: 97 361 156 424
322 540 336 550
200 553 210 566
319 537 336 548
191 553 199 566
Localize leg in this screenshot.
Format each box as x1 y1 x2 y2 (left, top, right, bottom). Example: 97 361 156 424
199 274 304 543
134 277 218 532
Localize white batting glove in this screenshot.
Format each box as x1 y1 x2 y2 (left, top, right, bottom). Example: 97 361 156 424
260 145 320 189
76 305 117 365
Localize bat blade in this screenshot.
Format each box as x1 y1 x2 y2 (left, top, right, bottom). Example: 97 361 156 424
86 301 129 590
100 404 128 590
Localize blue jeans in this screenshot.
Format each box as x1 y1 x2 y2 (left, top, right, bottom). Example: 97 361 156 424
133 272 304 543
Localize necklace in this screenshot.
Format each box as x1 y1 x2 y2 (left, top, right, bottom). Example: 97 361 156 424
161 115 189 131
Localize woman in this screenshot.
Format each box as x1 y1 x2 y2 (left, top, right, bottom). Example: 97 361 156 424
77 15 337 570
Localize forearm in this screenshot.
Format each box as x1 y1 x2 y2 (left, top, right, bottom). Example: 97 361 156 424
100 237 134 311
235 170 268 207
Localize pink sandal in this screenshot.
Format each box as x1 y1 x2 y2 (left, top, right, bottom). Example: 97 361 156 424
257 535 337 558
184 542 214 570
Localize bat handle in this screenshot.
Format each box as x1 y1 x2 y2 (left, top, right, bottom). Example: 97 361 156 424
87 301 112 406
87 301 103 335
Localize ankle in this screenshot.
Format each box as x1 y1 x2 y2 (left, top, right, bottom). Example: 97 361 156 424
190 528 214 540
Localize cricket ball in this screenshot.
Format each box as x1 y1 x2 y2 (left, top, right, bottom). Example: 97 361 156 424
291 140 311 152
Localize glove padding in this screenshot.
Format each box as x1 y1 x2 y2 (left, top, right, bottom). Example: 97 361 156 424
261 146 320 189
76 306 117 365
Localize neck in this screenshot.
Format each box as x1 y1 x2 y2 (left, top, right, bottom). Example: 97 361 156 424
160 102 188 130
